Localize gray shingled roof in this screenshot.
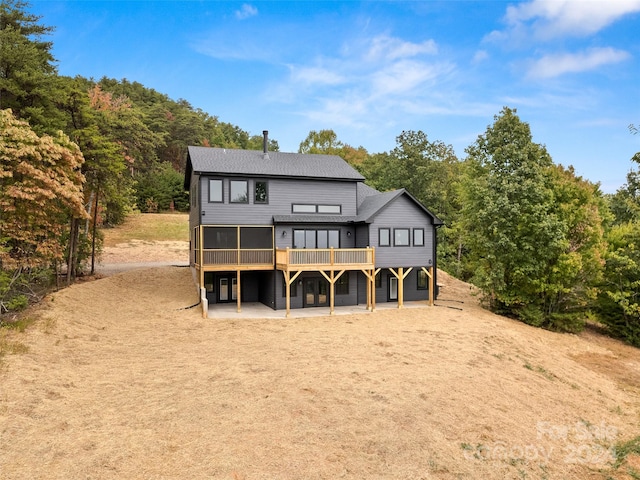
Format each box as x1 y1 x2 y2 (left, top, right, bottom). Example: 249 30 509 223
355 188 405 222
356 182 381 208
355 187 444 225
186 146 365 183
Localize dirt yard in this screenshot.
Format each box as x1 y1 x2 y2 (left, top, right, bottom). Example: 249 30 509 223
1 237 640 479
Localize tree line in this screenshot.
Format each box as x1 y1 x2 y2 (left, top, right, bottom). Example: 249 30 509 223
310 113 639 345
0 0 278 312
2 1 639 349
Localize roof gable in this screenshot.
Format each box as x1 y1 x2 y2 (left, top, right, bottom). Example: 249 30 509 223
356 187 443 226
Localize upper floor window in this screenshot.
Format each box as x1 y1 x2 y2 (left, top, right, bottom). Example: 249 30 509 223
317 205 341 214
255 181 268 204
413 228 425 246
209 179 223 203
292 204 316 213
292 204 342 214
379 228 390 247
394 228 410 246
230 180 248 203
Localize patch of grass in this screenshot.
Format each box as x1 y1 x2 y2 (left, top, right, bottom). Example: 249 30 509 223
522 361 557 381
39 316 57 334
0 329 30 358
611 405 624 416
101 213 189 246
1 315 36 332
613 435 640 469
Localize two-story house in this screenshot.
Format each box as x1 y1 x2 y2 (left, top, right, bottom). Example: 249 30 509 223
184 132 443 318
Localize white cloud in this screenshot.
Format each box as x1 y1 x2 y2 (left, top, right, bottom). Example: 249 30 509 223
526 47 630 79
289 66 345 86
371 59 452 96
472 50 489 64
365 35 438 61
501 0 640 40
274 32 454 129
235 4 258 20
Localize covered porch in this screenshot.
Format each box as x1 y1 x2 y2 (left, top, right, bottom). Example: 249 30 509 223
276 247 376 318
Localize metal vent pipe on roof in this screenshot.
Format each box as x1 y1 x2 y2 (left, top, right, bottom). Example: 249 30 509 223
262 130 268 154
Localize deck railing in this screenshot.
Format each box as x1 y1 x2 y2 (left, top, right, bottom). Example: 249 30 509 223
275 247 374 269
198 248 274 267
194 247 374 269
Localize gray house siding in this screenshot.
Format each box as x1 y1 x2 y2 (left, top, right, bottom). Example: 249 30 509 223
198 176 358 225
368 195 435 269
258 271 276 309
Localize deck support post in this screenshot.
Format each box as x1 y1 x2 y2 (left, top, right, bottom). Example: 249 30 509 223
389 267 412 309
421 266 435 306
284 269 302 318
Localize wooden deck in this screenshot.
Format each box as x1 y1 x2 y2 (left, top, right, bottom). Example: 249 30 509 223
275 247 375 272
191 246 376 272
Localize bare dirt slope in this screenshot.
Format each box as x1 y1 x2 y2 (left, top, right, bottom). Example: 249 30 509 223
1 230 640 479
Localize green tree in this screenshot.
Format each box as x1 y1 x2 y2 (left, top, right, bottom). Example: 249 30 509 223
608 168 640 225
298 129 364 166
0 0 57 128
135 161 189 212
359 130 463 274
598 151 640 346
299 129 344 155
461 107 606 332
598 222 640 346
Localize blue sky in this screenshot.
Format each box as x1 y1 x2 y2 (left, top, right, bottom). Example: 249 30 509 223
30 0 640 193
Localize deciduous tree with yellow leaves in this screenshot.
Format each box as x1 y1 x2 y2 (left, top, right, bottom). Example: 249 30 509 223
0 109 87 312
